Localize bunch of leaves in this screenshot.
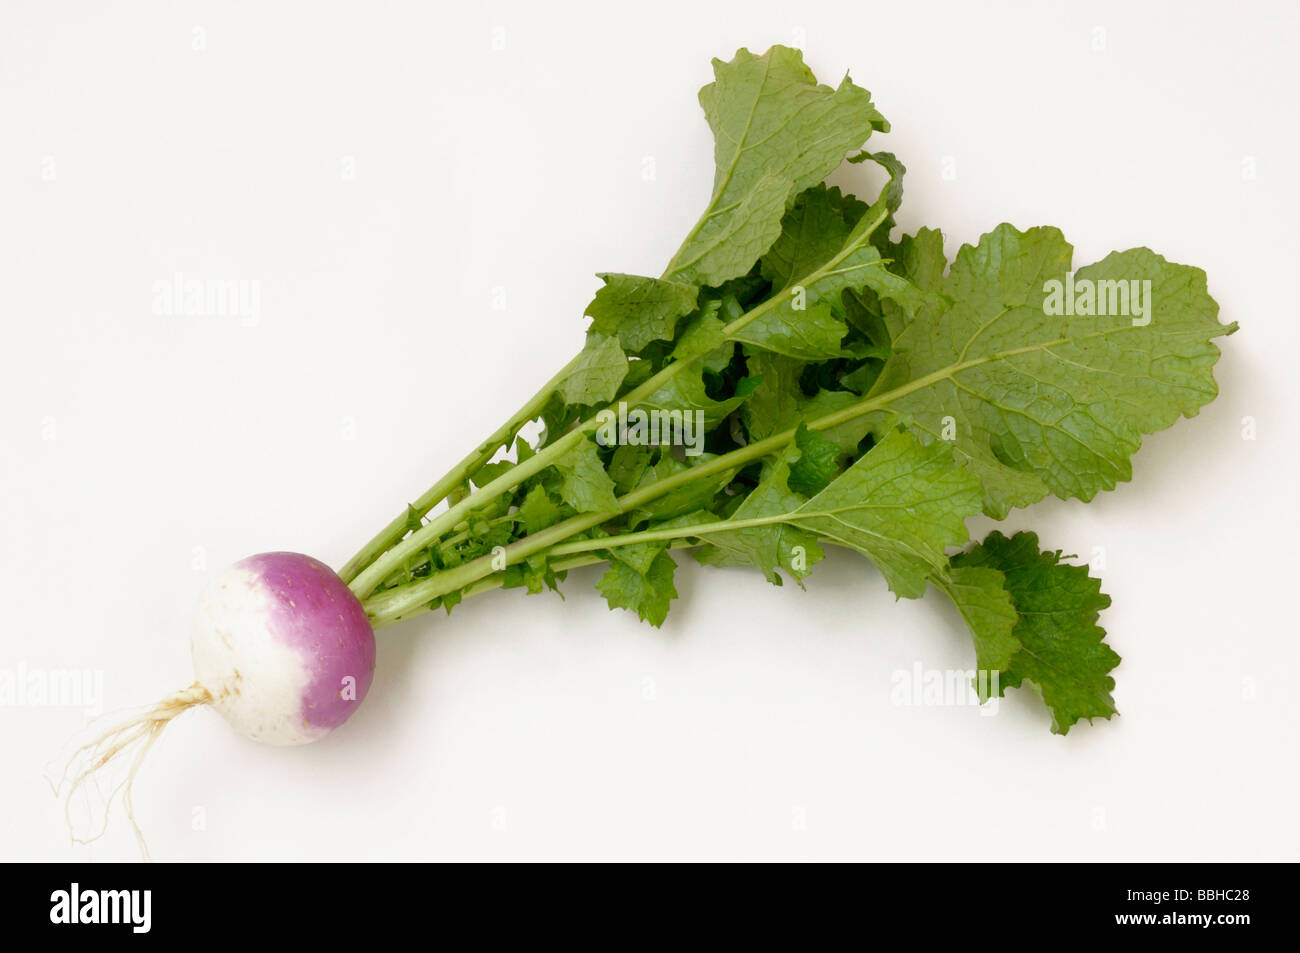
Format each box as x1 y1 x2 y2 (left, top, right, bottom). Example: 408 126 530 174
344 46 1236 735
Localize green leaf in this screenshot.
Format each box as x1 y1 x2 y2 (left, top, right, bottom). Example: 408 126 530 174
731 300 849 360
799 390 876 457
934 565 1021 679
605 540 662 576
596 548 679 627
850 150 907 226
557 333 628 406
695 453 824 585
515 484 562 535
759 185 867 290
630 453 738 522
539 392 582 450
664 45 887 287
740 353 872 458
870 225 1237 516
891 226 947 293
607 443 654 494
641 366 760 427
741 349 804 440
553 436 619 513
670 307 733 371
432 587 464 616
601 512 714 577
786 423 840 497
472 460 515 489
855 224 945 346
951 531 1119 734
585 274 699 352
793 429 981 598
732 165 940 360
504 553 563 595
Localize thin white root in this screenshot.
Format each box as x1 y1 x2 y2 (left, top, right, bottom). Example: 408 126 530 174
50 683 210 860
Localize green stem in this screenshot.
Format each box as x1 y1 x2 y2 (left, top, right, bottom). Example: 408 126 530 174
348 204 892 601
338 352 582 584
359 376 907 621
374 512 521 591
365 543 697 628
546 515 777 555
367 552 605 627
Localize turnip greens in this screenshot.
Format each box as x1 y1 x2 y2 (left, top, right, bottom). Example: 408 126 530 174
337 45 1236 734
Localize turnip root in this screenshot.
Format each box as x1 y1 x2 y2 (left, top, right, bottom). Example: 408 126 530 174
57 553 374 854
191 552 376 745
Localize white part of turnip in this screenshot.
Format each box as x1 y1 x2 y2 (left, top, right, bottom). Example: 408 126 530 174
190 565 319 746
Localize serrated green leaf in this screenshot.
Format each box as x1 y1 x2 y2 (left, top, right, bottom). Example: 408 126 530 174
515 484 562 535
557 333 628 406
538 392 583 449
671 306 733 371
842 287 892 350
869 225 1236 516
607 443 654 494
695 453 824 585
606 540 662 577
934 565 1021 679
891 226 947 293
759 185 867 290
951 531 1118 734
787 423 840 497
857 224 945 346
631 453 738 522
503 553 562 595
799 391 877 458
434 587 463 615
601 512 713 576
596 549 679 627
641 366 760 427
663 46 887 287
731 300 849 360
585 274 699 352
472 459 515 489
733 164 940 360
553 436 619 513
741 349 805 439
793 429 981 598
740 353 872 459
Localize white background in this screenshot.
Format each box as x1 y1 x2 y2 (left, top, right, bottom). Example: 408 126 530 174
2 0 1296 861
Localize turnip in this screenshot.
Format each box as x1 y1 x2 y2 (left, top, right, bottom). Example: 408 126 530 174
57 45 1236 856
190 552 376 745
58 553 374 853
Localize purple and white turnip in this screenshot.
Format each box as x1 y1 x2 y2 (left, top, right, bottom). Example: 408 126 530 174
190 552 375 745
